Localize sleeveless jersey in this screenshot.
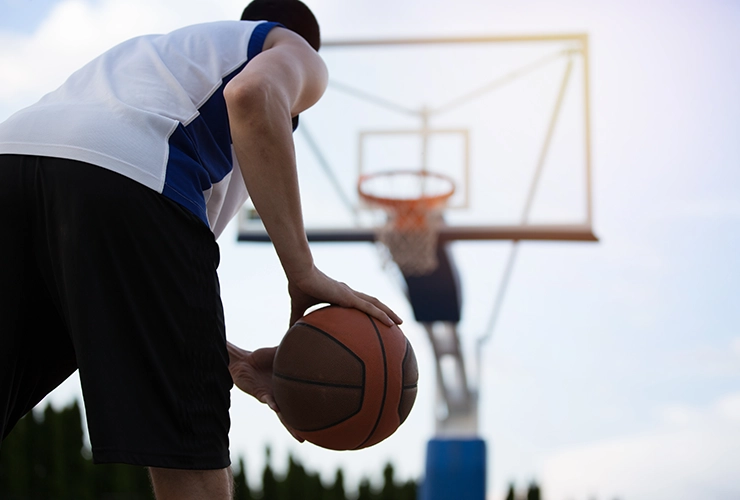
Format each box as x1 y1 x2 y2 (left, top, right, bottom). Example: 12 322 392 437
0 20 281 238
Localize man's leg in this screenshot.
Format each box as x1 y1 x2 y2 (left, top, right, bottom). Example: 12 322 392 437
34 158 233 469
0 155 78 441
149 467 233 500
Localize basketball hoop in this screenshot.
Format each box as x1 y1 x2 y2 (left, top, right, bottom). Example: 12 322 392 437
358 170 455 276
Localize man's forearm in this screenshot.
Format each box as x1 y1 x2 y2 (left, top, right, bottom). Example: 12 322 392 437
223 29 327 284
227 89 315 282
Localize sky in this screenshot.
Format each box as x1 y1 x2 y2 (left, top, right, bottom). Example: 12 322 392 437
2 0 740 499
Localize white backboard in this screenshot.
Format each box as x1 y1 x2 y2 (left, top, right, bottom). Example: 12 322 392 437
240 33 596 243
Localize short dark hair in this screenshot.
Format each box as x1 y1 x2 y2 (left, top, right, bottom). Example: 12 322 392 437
241 0 321 51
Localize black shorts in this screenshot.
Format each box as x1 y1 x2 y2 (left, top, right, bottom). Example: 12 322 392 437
0 155 232 470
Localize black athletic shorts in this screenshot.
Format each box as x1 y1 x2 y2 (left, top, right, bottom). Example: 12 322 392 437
0 154 232 470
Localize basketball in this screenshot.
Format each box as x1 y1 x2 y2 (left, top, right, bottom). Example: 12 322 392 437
272 305 418 450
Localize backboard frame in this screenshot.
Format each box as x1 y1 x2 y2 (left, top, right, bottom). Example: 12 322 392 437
238 32 597 244
237 33 600 446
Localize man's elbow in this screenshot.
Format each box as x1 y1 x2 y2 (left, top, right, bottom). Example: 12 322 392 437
224 77 288 124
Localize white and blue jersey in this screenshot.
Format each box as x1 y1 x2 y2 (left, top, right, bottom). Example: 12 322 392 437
0 20 281 238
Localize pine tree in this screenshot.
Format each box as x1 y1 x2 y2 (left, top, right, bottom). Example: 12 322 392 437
1 402 424 500
302 469 324 500
44 404 67 498
0 408 34 498
92 461 152 498
398 479 417 500
326 468 346 500
283 454 308 499
526 481 541 500
505 482 516 500
59 401 92 500
261 446 279 500
234 457 254 500
1 402 153 500
357 477 374 500
32 405 54 499
380 462 397 500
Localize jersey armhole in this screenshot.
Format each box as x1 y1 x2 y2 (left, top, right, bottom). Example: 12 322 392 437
245 21 300 132
247 21 284 60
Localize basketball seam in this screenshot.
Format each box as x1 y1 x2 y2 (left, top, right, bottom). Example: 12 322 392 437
275 318 367 434
398 340 411 421
355 314 388 450
276 321 366 388
273 372 363 389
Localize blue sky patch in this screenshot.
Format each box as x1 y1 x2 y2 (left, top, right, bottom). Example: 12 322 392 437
0 0 99 34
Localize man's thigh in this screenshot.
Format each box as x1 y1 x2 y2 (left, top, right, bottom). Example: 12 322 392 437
0 155 77 441
1 155 233 469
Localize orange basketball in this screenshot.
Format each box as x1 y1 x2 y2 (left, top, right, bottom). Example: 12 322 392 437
272 305 418 450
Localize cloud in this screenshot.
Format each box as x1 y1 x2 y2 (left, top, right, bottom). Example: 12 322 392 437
732 337 740 357
663 337 740 379
715 393 740 423
541 393 740 500
0 0 241 119
656 199 740 221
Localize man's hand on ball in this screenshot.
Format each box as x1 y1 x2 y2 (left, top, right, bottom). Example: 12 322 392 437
287 265 403 327
227 343 305 443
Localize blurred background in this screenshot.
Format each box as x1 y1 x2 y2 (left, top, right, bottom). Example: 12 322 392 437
1 1 739 499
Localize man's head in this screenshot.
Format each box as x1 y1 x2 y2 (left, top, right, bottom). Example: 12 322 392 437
241 0 321 51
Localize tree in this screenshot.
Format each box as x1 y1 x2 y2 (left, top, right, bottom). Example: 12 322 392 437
283 454 308 499
505 482 516 500
380 462 397 500
58 401 92 500
398 479 417 500
326 468 346 500
0 407 35 497
261 446 279 500
302 468 325 500
0 402 152 500
357 478 374 500
233 457 254 500
1 402 423 499
526 481 541 500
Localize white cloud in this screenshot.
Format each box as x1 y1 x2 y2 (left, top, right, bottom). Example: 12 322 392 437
0 0 242 119
657 404 703 428
732 337 740 357
656 199 740 220
541 393 740 500
664 338 740 379
715 393 740 423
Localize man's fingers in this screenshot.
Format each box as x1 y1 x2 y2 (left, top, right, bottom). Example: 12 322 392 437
353 292 403 326
288 272 403 328
260 394 279 413
377 302 403 325
289 300 309 326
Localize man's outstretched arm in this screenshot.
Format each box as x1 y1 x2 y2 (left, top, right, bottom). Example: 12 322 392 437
224 27 402 327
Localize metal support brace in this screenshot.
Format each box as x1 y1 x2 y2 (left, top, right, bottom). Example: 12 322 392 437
423 321 478 436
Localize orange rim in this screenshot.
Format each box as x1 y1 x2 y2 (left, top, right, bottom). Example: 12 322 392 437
358 170 455 209
358 170 456 230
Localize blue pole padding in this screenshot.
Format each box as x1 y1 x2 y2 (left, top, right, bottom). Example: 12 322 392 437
420 437 487 500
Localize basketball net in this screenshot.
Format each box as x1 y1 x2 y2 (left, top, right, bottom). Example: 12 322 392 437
358 170 455 276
